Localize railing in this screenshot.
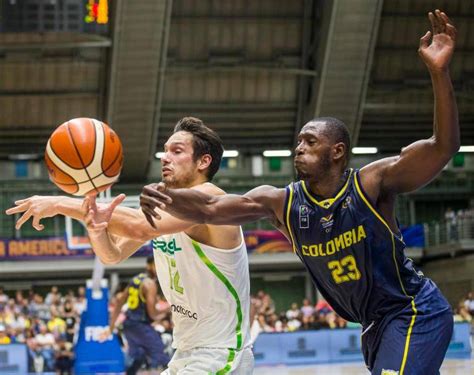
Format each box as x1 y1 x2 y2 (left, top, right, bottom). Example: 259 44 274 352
424 216 474 248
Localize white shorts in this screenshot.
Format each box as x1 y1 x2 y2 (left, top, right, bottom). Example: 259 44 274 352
161 346 254 374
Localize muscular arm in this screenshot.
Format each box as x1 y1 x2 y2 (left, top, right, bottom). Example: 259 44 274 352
142 279 160 321
361 11 459 196
109 288 128 332
143 184 286 227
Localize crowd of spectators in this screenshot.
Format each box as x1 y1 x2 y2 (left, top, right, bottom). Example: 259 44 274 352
0 285 82 373
453 291 474 324
0 285 472 372
249 290 360 342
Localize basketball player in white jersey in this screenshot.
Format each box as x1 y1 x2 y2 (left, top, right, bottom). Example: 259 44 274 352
6 117 254 374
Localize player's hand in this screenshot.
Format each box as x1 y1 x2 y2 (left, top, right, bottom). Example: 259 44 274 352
419 10 456 73
98 326 112 343
140 182 173 228
83 194 126 235
5 195 60 231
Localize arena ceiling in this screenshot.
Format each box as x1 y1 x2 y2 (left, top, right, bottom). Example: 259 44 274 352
0 0 473 180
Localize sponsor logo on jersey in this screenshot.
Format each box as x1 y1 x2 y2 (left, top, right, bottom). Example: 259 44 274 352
301 225 367 257
381 370 399 375
171 304 198 320
153 238 182 256
299 205 309 229
320 214 334 232
342 196 352 209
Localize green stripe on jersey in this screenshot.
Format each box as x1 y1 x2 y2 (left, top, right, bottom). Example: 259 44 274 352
191 240 243 350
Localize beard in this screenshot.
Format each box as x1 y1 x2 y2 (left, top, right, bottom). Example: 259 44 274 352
295 150 332 181
162 171 195 189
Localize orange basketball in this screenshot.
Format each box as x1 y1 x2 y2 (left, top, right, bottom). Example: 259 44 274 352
44 118 123 196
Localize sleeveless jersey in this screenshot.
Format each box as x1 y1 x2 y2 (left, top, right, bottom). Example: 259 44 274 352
284 169 429 327
152 230 251 351
126 273 151 323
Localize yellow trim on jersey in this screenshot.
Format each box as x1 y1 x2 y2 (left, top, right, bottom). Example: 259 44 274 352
301 169 353 209
285 184 297 253
353 171 396 236
354 171 417 373
400 300 417 374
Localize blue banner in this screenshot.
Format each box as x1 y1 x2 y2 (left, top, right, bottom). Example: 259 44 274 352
254 323 472 366
74 283 124 374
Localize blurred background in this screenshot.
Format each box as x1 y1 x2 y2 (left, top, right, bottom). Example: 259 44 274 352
0 0 472 374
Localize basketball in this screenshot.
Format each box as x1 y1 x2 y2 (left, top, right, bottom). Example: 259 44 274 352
44 118 123 196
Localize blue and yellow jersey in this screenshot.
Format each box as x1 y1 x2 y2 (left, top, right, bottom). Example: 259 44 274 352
284 169 429 326
125 273 151 323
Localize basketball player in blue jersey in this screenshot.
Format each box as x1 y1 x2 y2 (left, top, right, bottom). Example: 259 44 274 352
106 256 169 374
140 10 458 375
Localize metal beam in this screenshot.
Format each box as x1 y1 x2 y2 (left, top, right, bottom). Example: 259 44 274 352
106 0 172 180
299 0 384 146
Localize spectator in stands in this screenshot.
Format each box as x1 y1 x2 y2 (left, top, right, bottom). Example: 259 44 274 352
445 206 457 241
35 323 56 370
315 298 333 315
0 287 8 308
464 291 474 315
286 302 300 320
301 298 315 319
61 300 77 343
47 310 66 337
45 286 61 305
0 324 11 344
73 286 87 315
29 294 51 322
54 336 74 375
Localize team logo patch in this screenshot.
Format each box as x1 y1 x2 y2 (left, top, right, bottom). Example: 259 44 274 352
299 205 309 229
342 196 352 209
381 370 399 375
320 214 334 232
152 238 182 256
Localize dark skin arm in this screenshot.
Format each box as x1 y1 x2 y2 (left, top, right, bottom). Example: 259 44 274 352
140 10 458 235
140 184 289 236
359 10 458 232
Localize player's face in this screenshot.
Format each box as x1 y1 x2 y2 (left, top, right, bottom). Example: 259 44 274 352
161 131 200 188
294 122 332 180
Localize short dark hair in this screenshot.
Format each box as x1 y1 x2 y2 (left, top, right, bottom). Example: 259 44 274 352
173 117 224 181
313 117 351 167
146 256 154 265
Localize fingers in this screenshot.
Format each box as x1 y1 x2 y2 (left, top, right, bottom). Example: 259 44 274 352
434 10 446 34
32 216 44 231
109 194 126 212
419 30 432 50
428 12 441 35
15 209 33 230
445 22 457 41
5 202 29 215
85 209 108 231
144 211 157 229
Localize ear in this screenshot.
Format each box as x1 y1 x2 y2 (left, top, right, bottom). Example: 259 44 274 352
332 142 346 162
197 154 212 172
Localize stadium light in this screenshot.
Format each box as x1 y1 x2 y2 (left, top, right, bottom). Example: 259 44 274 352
459 146 474 153
223 150 239 158
351 147 378 155
155 152 165 159
263 150 292 157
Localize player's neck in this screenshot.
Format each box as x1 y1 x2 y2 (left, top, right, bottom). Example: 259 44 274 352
306 168 349 200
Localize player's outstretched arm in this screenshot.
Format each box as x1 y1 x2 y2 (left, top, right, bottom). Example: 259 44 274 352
140 182 285 227
362 10 459 195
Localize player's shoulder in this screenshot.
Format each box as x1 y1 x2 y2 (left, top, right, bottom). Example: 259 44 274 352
191 182 227 196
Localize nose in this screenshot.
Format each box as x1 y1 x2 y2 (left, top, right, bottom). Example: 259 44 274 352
295 144 305 156
161 152 171 164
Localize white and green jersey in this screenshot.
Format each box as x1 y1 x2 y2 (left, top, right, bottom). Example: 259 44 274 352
152 230 251 351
